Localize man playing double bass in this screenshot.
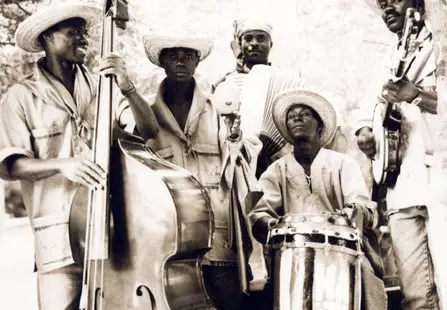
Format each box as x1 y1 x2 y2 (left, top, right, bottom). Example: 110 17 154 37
0 2 107 309
249 88 387 309
101 31 262 309
356 0 441 308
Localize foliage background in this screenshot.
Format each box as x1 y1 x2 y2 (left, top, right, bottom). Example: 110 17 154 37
0 0 446 214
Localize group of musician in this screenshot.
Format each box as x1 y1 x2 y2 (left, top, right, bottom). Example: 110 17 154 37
0 0 442 309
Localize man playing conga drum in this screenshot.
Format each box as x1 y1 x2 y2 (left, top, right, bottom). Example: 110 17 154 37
249 88 387 309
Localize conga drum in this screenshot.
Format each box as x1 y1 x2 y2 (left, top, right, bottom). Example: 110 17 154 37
267 213 363 310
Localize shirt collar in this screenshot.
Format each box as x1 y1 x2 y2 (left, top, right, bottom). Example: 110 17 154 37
152 78 211 141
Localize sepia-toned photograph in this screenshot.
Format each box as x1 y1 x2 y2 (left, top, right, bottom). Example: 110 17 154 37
0 0 446 309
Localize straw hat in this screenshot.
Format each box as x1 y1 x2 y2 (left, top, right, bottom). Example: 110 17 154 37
143 34 213 67
363 0 383 15
272 89 337 147
15 1 101 53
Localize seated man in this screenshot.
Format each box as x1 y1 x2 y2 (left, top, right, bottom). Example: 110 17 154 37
249 88 387 309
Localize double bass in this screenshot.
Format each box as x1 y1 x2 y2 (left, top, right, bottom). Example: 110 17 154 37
69 1 215 309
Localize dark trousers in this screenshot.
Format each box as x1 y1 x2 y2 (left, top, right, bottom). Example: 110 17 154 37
202 265 242 310
240 282 273 310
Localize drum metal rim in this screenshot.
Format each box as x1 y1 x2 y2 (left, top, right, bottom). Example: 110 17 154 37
270 241 363 257
269 226 360 241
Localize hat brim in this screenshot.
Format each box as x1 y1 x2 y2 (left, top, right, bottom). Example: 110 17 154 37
272 89 337 147
15 2 100 53
142 34 213 67
363 0 382 15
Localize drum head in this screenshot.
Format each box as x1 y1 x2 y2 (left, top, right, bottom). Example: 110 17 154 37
372 104 388 184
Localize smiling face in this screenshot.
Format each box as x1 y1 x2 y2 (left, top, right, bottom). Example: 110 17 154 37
377 0 414 33
40 18 90 64
286 104 323 144
159 47 199 82
240 30 272 65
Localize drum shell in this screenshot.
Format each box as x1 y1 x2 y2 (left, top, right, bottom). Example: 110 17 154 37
268 214 361 310
272 243 358 310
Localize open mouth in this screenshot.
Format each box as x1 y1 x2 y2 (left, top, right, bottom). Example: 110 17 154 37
292 124 306 130
386 14 398 25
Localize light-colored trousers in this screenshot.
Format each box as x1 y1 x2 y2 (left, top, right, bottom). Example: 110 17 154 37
37 264 82 310
389 206 440 310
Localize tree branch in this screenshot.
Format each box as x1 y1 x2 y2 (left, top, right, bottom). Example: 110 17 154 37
0 41 14 46
13 2 31 15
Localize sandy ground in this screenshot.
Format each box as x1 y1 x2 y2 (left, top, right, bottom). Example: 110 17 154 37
0 217 38 310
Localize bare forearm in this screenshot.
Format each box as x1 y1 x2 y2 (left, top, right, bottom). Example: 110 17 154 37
417 89 437 114
8 156 62 181
126 91 160 140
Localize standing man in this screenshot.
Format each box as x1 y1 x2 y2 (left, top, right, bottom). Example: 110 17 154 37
213 18 282 178
356 0 440 308
213 18 273 82
0 2 107 309
250 88 387 309
102 32 262 310
213 18 348 178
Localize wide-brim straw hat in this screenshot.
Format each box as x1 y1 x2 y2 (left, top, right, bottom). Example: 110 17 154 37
142 34 213 67
272 89 337 147
15 1 101 53
363 0 383 15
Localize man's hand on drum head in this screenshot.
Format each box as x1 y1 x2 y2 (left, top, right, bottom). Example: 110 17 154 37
252 216 278 244
340 205 356 221
356 127 376 159
341 204 368 234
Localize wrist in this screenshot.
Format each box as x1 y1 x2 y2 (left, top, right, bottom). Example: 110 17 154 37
51 158 64 173
411 88 422 106
228 131 242 142
121 81 136 97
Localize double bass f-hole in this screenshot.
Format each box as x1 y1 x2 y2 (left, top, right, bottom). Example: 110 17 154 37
135 285 157 309
77 1 129 310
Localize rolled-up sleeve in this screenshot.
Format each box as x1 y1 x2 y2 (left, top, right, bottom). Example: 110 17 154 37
0 85 35 179
249 163 283 225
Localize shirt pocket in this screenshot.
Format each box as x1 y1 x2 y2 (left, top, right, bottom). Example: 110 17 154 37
286 174 311 200
32 211 74 273
156 146 174 162
31 125 64 160
194 143 221 189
